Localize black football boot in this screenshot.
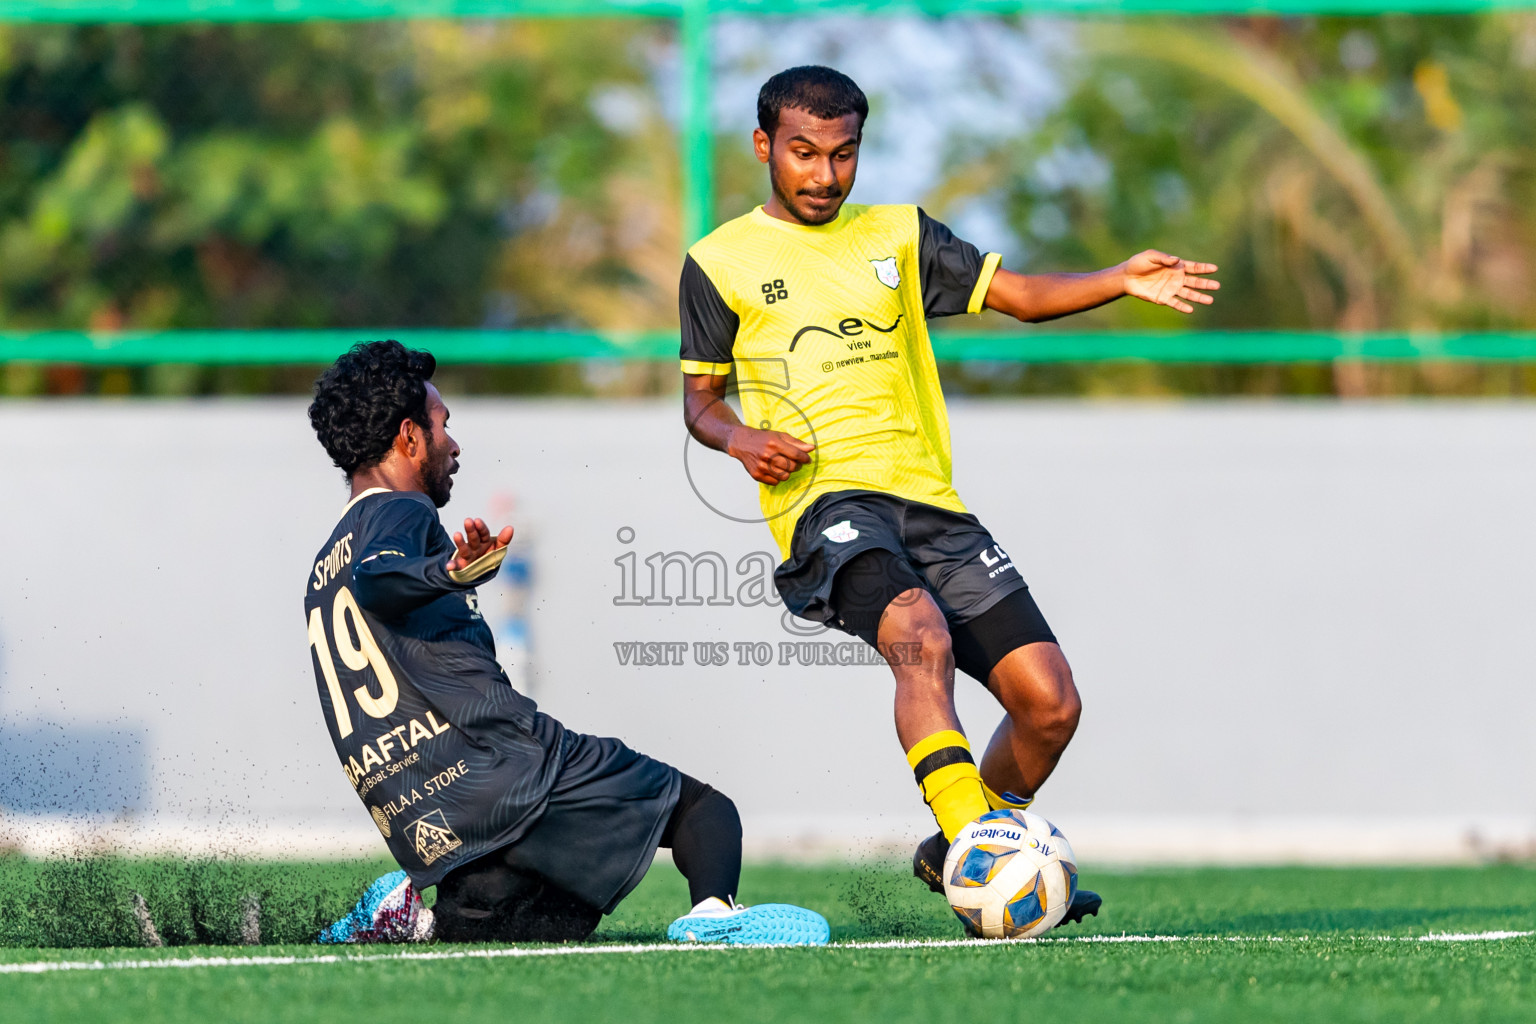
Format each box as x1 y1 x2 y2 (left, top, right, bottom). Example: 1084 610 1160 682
913 829 1104 927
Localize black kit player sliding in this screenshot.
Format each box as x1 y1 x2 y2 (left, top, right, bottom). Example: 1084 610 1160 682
305 340 827 946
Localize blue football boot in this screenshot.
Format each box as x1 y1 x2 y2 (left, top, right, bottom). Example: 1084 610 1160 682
666 897 830 946
318 869 435 944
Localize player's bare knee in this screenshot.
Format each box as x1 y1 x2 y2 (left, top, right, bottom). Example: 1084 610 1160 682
879 590 950 661
906 617 953 671
995 657 1080 748
1041 687 1082 746
1020 683 1080 755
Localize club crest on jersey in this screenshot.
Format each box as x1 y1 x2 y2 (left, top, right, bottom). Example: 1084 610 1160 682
823 520 860 544
869 256 900 290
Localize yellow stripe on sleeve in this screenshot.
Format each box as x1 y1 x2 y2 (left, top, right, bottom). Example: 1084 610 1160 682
966 251 1003 314
681 359 733 377
447 545 508 585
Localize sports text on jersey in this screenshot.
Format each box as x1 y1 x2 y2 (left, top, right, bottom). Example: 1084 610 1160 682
304 490 565 885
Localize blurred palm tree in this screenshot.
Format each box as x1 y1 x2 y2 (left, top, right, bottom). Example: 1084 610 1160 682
931 15 1536 335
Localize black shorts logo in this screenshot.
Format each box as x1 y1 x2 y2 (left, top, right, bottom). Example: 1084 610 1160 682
979 544 1016 579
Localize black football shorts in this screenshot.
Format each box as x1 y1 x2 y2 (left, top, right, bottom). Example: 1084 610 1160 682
491 729 679 915
773 489 1056 684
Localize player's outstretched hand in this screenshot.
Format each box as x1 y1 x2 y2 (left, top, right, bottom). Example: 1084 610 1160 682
728 427 815 485
1123 250 1220 314
447 518 513 573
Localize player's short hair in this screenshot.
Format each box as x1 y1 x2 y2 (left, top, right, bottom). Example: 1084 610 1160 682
757 65 868 136
309 339 438 477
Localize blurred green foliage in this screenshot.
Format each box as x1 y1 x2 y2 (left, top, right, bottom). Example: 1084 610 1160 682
0 20 676 336
956 15 1536 340
2 16 1535 397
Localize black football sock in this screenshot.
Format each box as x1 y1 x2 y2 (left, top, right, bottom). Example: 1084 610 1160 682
660 774 743 907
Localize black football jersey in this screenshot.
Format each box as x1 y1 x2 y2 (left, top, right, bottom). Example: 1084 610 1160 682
303 488 567 887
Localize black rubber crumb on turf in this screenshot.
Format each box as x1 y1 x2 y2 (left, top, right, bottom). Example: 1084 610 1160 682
837 863 944 939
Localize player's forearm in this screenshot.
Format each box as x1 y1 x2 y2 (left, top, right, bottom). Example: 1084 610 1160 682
683 384 743 455
354 554 472 619
983 265 1126 323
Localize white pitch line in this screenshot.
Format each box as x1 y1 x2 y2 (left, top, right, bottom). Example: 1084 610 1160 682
0 931 1528 976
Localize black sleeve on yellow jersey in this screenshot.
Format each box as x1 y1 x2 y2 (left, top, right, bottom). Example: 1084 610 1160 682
917 208 1003 318
353 496 493 620
679 254 738 376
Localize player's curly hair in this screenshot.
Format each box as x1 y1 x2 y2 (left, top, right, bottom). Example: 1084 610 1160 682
757 65 868 136
308 340 438 477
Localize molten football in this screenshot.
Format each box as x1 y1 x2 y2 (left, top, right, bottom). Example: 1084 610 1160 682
942 809 1078 939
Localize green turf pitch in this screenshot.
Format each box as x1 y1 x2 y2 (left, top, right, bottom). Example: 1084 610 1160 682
2 859 1534 1023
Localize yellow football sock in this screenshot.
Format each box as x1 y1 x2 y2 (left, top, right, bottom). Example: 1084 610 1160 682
982 782 1034 812
906 730 990 841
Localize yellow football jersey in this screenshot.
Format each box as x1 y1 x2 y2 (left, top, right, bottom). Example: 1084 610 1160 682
680 203 1001 558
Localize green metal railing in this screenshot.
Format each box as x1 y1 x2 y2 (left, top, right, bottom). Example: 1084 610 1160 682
2 0 1533 364
6 329 1536 364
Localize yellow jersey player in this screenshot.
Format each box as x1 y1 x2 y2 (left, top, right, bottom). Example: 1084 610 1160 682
681 66 1220 926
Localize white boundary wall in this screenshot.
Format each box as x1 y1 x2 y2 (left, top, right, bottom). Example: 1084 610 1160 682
2 398 1534 863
